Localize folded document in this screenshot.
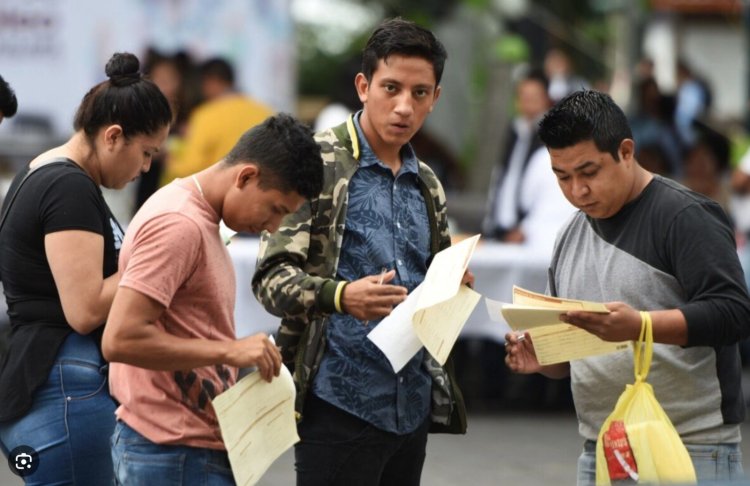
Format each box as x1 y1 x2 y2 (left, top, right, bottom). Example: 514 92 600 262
487 286 629 365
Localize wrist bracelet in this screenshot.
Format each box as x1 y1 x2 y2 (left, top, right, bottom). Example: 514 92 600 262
334 281 348 313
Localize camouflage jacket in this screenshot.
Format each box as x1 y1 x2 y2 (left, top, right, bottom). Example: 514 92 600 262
252 116 466 434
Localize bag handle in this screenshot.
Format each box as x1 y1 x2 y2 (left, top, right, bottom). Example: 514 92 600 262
633 311 653 382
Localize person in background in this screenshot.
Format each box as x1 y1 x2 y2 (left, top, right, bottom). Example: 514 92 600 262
0 52 172 485
103 114 323 486
731 145 750 290
543 48 589 103
628 76 682 178
482 67 575 250
162 57 274 185
253 18 470 486
505 90 750 485
133 49 195 214
674 58 712 150
0 74 17 125
471 68 574 414
681 123 731 212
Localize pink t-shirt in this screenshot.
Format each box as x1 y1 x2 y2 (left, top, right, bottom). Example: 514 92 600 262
109 179 237 450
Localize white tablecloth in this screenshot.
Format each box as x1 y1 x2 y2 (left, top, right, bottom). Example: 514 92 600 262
229 238 551 343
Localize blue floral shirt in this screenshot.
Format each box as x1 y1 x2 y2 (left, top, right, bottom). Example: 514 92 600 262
311 112 432 434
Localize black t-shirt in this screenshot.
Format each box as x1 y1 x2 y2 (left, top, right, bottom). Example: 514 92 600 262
0 159 123 421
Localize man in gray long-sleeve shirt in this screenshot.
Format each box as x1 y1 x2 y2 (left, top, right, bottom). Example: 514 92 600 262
505 89 750 485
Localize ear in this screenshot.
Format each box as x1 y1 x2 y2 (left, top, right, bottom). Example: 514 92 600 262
235 163 260 189
619 138 635 166
354 73 369 104
103 125 124 149
429 85 442 113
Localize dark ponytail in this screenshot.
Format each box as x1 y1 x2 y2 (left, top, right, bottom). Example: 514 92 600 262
73 52 172 139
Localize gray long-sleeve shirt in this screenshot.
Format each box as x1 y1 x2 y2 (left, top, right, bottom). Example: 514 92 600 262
550 175 750 443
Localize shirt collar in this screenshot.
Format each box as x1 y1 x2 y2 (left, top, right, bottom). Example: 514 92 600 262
352 111 419 175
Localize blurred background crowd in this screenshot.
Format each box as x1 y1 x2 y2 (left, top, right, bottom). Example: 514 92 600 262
1 0 750 414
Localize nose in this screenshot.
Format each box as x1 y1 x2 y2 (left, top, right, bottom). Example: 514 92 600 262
264 216 283 234
393 92 414 118
571 177 590 199
142 159 152 173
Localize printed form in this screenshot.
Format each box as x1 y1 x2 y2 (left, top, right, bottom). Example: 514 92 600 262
486 286 629 365
213 365 299 486
368 234 482 372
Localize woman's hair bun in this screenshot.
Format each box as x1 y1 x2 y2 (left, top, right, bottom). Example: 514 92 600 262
105 52 141 86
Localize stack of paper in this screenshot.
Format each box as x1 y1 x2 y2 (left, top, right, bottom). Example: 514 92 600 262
487 286 629 365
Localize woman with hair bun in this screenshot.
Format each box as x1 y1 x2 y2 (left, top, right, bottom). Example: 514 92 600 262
0 52 171 484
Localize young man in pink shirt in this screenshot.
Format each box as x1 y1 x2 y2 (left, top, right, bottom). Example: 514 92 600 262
102 113 323 485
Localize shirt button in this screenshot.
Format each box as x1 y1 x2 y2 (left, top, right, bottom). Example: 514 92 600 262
396 222 401 229
399 377 404 384
397 259 403 266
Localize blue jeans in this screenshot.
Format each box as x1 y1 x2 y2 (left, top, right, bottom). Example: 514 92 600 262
577 439 745 485
111 421 234 486
0 332 116 485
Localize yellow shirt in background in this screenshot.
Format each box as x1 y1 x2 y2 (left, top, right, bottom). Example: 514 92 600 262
162 94 274 184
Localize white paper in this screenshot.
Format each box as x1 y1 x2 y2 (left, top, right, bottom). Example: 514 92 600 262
367 284 425 372
367 235 482 371
484 297 507 322
212 365 299 486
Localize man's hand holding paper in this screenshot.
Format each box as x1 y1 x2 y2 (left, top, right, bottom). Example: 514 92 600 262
341 269 407 322
368 234 482 372
491 286 629 365
561 301 643 343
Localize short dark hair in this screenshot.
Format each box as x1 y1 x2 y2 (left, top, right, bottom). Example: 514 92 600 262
224 114 323 199
0 74 18 118
200 57 235 86
521 66 549 93
361 17 447 85
73 52 172 140
538 89 632 161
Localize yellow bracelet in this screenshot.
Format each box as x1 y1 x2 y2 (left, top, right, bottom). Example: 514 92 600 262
334 281 347 313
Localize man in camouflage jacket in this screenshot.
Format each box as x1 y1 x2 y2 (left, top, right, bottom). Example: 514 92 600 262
253 115 466 433
253 18 467 486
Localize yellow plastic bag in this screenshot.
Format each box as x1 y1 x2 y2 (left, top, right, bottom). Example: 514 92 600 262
595 312 696 485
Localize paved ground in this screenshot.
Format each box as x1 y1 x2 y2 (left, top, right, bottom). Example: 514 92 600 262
3 411 750 485
261 411 582 486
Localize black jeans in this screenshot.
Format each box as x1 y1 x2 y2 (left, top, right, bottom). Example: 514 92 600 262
295 393 430 486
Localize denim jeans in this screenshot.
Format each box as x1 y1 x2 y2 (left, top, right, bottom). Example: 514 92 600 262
0 332 116 485
111 421 234 486
577 439 745 485
295 393 430 486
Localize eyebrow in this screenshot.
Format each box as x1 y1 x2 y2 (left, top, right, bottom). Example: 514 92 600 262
379 77 433 91
552 161 597 174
